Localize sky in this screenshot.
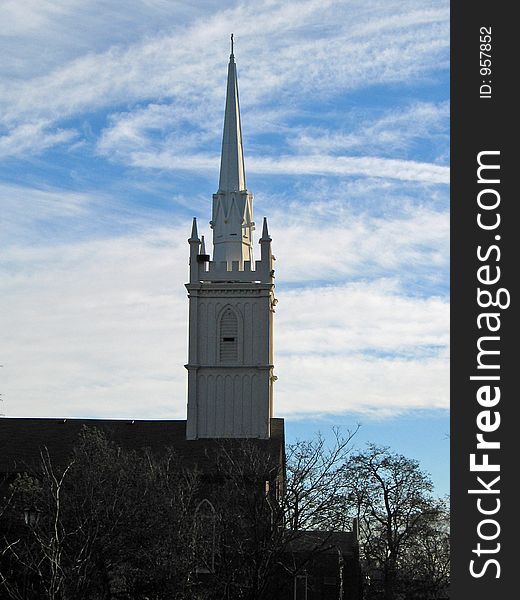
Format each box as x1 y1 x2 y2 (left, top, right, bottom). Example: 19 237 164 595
0 1 449 495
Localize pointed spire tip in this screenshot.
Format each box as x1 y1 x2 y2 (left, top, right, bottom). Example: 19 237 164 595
189 217 199 242
261 216 271 241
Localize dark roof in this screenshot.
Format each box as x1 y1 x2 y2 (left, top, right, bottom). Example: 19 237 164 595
0 417 285 475
286 530 357 556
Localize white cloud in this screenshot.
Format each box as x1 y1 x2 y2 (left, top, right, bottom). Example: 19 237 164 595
1 1 448 128
0 120 77 159
1 194 448 420
278 354 449 417
98 138 449 183
94 98 449 183
249 155 449 184
0 183 91 217
0 183 96 247
0 1 449 422
290 102 449 157
267 201 449 283
0 0 222 78
276 280 448 356
1 228 189 419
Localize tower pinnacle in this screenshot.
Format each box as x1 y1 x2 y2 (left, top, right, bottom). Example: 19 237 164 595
189 216 199 242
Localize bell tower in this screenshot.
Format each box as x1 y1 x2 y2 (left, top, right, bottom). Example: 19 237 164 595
185 37 276 440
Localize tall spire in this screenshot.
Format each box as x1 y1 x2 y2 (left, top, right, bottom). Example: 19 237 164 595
218 33 246 193
211 36 254 265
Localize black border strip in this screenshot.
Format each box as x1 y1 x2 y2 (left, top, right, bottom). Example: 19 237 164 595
451 2 515 596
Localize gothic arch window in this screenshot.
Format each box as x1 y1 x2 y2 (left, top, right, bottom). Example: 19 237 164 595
193 499 217 573
219 307 238 363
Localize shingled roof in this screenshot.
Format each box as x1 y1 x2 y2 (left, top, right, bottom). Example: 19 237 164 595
286 530 358 556
0 417 285 475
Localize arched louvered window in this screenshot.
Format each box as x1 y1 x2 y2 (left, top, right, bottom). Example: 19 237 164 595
220 308 238 362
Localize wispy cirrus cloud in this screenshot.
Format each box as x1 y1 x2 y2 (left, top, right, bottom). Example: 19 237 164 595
95 97 449 181
1 1 448 132
0 0 223 78
1 178 448 420
277 280 448 357
249 155 449 183
98 148 448 184
265 202 449 287
279 353 448 418
1 228 448 420
97 104 449 184
289 102 449 159
0 120 77 159
0 1 449 429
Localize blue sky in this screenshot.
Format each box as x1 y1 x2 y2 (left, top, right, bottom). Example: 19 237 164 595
0 1 449 495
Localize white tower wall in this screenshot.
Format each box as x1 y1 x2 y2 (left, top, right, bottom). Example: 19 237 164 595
185 280 275 439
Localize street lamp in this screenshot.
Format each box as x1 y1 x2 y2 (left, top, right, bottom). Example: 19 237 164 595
23 506 41 527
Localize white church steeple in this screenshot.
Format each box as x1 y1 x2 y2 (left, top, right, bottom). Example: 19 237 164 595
211 34 254 265
185 38 276 440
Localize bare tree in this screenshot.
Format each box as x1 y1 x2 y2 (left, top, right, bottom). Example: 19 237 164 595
1 426 363 600
190 439 287 600
0 427 200 600
398 500 450 599
285 426 359 532
341 444 448 600
0 452 74 600
193 428 360 600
